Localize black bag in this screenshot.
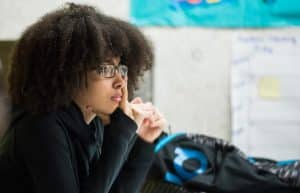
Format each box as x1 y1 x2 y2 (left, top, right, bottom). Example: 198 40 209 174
145 133 300 193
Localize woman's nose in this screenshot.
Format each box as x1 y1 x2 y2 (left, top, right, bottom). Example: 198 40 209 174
113 73 126 89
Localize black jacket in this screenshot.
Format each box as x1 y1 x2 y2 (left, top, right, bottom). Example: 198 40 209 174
0 103 154 193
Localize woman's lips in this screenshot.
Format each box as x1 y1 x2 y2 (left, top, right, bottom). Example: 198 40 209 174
111 95 122 102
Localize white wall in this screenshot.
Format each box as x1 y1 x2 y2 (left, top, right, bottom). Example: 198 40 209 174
0 0 129 40
149 28 232 139
1 0 299 141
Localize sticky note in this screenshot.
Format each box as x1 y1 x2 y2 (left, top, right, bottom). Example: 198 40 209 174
258 77 280 99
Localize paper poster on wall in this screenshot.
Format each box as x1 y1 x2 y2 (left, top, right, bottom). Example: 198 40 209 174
231 32 300 160
130 0 300 27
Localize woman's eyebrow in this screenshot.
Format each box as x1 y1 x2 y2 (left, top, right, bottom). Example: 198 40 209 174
102 60 113 64
102 60 121 66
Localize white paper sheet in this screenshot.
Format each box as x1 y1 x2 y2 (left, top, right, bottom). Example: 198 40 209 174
231 33 300 160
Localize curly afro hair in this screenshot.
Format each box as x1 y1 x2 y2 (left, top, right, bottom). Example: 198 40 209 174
7 3 154 113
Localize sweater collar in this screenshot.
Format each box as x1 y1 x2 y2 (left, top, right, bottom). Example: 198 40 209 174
57 102 101 144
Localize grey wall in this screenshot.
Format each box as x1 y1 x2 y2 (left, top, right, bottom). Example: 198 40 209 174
1 0 299 140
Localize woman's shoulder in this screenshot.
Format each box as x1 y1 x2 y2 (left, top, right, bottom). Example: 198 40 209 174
0 106 69 159
11 106 59 130
8 105 68 144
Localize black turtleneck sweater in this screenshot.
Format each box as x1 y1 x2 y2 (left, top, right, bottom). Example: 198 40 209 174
0 103 154 193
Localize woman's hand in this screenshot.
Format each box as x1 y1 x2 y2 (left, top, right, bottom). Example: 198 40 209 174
119 85 166 143
131 98 166 143
119 86 154 129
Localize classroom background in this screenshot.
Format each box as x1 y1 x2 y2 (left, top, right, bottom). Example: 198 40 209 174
1 0 300 160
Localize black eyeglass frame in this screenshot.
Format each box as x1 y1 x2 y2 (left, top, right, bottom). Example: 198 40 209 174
96 64 128 78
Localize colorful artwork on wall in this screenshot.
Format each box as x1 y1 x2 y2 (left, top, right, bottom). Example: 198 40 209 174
130 0 300 27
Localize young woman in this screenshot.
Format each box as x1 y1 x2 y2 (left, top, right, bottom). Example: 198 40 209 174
0 3 166 193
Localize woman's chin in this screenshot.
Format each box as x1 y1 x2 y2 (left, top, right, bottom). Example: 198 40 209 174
111 105 119 112
95 104 119 115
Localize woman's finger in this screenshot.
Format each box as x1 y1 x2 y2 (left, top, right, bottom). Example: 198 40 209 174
150 107 163 121
120 85 128 112
131 97 143 104
132 103 155 114
150 118 166 129
132 105 153 117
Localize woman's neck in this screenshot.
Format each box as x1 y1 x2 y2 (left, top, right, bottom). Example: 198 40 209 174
72 101 96 124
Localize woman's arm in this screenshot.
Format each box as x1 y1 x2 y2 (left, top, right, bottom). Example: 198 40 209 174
17 110 137 193
108 134 155 193
108 100 166 193
16 115 81 193
80 108 137 193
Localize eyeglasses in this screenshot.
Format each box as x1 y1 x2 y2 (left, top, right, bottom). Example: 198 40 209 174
96 64 128 78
